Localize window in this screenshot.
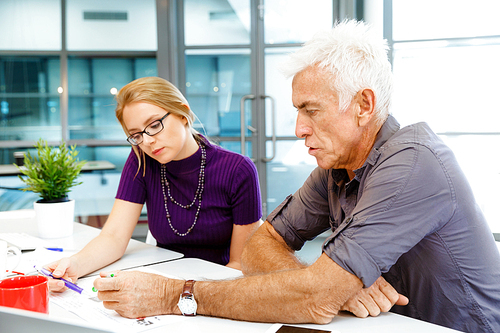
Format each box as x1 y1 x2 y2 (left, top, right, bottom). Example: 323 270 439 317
184 0 250 46
0 0 157 221
0 56 61 142
68 57 157 141
0 0 158 164
185 50 251 139
389 0 500 234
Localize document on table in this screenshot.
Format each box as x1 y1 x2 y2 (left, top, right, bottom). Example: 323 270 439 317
49 267 186 333
0 232 50 251
11 247 77 276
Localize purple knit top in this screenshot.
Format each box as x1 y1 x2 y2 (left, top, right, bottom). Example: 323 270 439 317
116 136 262 265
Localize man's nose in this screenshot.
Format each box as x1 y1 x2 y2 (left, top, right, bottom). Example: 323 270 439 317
295 114 311 138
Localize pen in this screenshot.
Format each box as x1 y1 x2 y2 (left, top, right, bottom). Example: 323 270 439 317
92 273 115 292
45 247 64 252
34 265 91 296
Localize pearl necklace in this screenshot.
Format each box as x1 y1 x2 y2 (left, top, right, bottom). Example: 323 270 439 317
160 142 206 237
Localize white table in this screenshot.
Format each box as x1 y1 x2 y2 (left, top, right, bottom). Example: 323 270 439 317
0 210 183 276
1 211 462 333
43 258 461 333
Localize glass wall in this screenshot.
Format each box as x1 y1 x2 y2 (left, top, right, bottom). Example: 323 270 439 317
68 57 157 141
262 0 334 214
0 0 157 219
0 54 158 161
184 0 251 46
0 56 61 142
390 0 500 234
264 0 333 44
0 0 157 157
183 0 335 216
183 0 253 156
185 50 252 139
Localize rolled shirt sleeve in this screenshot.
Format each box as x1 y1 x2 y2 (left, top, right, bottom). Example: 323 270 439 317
269 123 456 287
268 167 332 251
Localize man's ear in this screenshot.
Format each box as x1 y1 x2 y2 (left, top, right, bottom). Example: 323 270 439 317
356 88 376 127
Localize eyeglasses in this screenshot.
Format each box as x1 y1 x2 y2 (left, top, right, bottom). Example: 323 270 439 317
126 113 170 146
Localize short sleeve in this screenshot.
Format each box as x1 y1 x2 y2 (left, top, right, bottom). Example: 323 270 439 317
229 155 262 225
268 167 332 251
116 150 147 204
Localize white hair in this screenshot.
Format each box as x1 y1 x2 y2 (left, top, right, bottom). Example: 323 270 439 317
282 19 393 125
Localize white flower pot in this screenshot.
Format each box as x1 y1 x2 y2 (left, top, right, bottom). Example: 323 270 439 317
34 199 75 239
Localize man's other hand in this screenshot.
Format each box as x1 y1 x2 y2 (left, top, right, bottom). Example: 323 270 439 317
341 276 409 318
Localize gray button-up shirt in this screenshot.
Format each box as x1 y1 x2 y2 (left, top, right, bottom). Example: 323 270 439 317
268 115 500 333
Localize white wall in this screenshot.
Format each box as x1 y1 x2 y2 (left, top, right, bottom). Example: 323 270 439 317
0 0 61 50
66 0 157 51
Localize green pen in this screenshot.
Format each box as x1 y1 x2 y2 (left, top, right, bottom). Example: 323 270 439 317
92 273 116 292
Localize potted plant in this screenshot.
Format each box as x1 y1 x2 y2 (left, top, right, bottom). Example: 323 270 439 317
16 139 86 238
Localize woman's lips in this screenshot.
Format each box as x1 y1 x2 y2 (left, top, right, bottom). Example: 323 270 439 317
152 148 164 156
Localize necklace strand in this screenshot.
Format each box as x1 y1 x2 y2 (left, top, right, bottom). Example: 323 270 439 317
161 143 206 237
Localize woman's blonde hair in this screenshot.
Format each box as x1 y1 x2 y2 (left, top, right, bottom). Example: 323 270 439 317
115 76 199 176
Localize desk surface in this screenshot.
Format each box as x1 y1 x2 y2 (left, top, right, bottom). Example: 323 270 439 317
0 160 116 176
45 258 461 333
0 210 183 276
0 211 462 333
146 259 462 333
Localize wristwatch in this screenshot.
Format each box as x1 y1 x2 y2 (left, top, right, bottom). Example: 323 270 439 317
177 280 197 316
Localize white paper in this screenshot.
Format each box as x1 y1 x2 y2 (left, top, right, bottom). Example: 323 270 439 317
49 267 186 333
0 232 50 251
15 247 77 275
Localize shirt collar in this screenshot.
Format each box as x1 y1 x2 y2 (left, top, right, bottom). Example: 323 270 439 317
331 115 400 184
364 115 400 166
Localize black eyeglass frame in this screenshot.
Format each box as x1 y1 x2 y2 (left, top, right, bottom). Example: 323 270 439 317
126 113 170 146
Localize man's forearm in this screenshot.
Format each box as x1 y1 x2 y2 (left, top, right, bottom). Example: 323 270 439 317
195 254 363 324
241 221 305 275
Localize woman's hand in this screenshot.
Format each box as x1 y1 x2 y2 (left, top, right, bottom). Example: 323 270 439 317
45 257 80 292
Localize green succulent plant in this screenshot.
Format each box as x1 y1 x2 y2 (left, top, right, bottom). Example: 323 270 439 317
16 139 86 202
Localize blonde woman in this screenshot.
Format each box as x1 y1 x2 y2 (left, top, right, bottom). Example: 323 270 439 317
48 77 262 292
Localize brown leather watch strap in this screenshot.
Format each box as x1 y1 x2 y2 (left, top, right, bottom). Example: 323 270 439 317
181 280 196 297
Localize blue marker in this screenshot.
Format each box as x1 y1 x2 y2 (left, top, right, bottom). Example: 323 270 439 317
45 247 64 252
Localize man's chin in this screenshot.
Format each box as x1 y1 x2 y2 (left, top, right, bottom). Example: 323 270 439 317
315 157 338 170
316 159 330 170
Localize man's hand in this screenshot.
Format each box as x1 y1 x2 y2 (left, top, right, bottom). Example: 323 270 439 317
94 270 184 318
341 276 409 318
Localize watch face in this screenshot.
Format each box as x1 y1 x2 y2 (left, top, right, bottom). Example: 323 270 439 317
178 296 197 315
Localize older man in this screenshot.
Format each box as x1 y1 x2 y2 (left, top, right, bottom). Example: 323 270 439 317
240 20 500 332
95 20 500 333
